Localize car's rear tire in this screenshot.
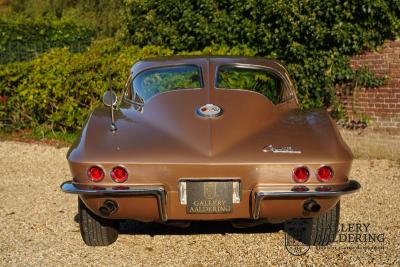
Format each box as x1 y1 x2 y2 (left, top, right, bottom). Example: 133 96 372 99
78 197 119 246
307 201 340 245
286 201 340 246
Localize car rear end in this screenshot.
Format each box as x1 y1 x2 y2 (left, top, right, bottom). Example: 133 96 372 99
62 160 359 223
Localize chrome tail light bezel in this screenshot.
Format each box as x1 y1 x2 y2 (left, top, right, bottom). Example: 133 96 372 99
292 166 310 183
316 165 334 182
110 166 129 183
87 165 105 182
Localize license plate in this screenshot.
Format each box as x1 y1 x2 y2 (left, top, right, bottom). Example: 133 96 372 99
186 181 233 214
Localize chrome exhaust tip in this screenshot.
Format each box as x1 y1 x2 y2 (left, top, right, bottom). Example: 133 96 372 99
303 199 321 213
99 200 118 217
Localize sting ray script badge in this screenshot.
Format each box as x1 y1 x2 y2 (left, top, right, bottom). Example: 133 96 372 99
196 104 223 118
262 145 302 154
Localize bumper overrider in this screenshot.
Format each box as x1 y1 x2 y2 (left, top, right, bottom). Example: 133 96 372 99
60 180 360 222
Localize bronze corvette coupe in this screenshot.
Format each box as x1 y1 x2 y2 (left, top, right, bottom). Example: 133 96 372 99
61 56 360 246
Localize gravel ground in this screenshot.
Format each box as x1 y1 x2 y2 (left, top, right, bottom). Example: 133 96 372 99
0 141 399 266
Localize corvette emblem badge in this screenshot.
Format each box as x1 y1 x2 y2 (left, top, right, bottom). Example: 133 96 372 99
262 145 302 154
196 104 223 118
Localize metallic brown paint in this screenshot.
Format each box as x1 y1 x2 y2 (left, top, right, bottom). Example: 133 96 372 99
63 56 357 223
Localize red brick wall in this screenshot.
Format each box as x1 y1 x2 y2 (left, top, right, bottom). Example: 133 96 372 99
338 40 400 133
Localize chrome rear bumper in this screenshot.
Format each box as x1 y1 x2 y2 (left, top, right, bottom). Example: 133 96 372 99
60 181 167 221
253 180 361 219
61 180 360 222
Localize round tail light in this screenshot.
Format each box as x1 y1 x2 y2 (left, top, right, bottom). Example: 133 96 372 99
317 166 333 182
111 166 128 183
88 166 104 182
293 166 310 183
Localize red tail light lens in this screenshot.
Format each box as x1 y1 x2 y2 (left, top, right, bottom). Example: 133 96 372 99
317 166 333 182
293 166 310 183
291 185 309 192
111 166 128 183
88 166 104 182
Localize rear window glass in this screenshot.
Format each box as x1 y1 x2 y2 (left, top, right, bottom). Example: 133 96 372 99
216 66 286 104
132 65 202 102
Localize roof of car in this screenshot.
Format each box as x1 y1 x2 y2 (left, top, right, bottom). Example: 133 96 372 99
131 56 288 76
139 55 278 62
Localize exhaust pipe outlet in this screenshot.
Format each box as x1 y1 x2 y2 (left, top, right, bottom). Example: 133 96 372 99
303 199 321 213
99 200 118 217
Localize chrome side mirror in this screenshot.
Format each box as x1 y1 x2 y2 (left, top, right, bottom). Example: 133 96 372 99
102 91 117 107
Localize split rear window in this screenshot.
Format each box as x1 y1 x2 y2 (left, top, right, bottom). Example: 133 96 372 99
132 65 202 102
216 66 286 104
131 64 290 105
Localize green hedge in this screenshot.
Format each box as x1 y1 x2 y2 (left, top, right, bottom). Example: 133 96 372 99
122 0 398 113
8 0 124 38
0 14 95 63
